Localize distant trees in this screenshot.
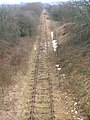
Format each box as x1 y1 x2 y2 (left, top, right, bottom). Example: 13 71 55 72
0 6 18 44
22 2 43 17
0 3 43 44
48 0 90 25
48 2 77 22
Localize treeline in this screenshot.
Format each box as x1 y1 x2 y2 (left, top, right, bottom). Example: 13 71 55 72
0 3 43 45
48 1 90 119
48 0 90 25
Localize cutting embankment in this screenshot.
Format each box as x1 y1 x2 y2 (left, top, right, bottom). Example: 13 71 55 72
49 14 90 120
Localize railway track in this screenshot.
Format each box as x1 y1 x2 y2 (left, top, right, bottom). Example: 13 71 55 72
23 10 74 120
26 11 55 120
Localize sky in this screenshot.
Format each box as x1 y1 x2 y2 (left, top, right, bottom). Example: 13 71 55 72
0 0 67 4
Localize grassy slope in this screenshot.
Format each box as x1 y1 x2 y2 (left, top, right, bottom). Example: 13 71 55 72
54 23 90 118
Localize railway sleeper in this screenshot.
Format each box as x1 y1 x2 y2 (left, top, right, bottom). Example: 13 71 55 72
33 117 53 120
34 112 50 115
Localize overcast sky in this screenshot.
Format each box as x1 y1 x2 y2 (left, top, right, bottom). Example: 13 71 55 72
0 0 67 4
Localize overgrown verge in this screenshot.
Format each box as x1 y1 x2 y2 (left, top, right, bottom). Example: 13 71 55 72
48 1 90 119
0 2 43 111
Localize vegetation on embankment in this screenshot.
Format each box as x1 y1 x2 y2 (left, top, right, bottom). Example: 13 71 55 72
0 2 43 106
48 1 90 119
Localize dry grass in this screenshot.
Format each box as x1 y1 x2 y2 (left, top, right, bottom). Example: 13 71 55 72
53 23 90 118
0 36 37 119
